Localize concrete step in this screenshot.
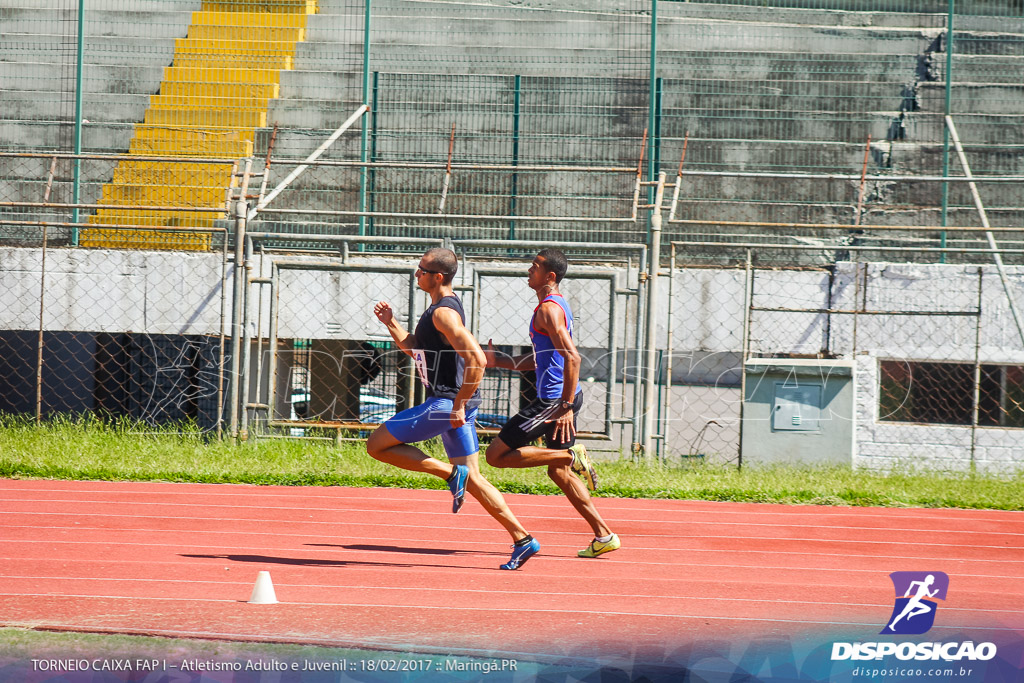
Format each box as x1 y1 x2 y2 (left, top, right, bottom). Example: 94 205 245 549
0 91 150 124
278 72 911 107
669 198 1024 227
917 82 1024 115
4 0 200 9
0 34 177 65
0 178 103 205
885 141 1024 175
942 31 1024 56
372 0 1015 31
305 10 941 54
935 54 1024 84
0 120 134 153
902 112 1024 145
0 62 166 95
0 7 193 38
670 169 1024 208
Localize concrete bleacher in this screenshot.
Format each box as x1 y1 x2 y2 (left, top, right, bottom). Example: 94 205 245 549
1 0 1023 247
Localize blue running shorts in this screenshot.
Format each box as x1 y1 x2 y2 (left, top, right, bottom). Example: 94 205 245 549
384 396 480 459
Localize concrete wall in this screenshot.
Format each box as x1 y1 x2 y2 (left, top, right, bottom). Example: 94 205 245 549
6 246 1024 469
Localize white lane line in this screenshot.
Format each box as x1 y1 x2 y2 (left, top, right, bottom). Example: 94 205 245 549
2 484 1020 523
3 507 1023 546
2 575 1021 617
1 594 1019 632
2 523 1022 564
2 548 1023 581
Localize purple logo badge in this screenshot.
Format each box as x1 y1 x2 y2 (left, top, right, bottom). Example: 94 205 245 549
881 571 949 635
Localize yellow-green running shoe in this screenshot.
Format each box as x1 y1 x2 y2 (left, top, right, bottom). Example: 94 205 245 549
568 444 597 491
578 533 621 558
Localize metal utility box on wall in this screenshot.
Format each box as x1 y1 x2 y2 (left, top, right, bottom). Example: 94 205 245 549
741 358 856 466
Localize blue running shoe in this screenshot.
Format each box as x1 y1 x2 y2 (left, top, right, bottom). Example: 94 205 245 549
447 464 468 513
500 537 540 570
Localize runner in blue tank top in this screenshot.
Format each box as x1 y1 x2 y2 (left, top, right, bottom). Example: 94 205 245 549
366 247 539 570
484 249 620 559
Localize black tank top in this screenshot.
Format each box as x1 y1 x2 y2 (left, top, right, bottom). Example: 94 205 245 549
413 295 480 407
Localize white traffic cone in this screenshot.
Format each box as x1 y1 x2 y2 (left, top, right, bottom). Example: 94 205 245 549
248 570 279 604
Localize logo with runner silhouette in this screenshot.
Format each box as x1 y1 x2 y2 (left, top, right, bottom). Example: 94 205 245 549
881 571 949 635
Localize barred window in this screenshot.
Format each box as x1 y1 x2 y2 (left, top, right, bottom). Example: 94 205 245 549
879 361 1024 428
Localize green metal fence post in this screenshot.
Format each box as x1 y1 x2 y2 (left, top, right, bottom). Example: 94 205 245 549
508 74 521 241
940 0 955 262
646 0 658 217
358 0 371 238
654 76 663 187
369 71 379 236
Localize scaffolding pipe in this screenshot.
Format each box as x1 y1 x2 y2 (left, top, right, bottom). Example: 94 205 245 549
641 172 666 459
438 123 455 213
36 156 57 423
228 160 253 439
946 115 1024 348
854 135 871 227
251 104 368 220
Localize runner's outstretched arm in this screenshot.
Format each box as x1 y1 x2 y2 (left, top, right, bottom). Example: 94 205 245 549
373 301 416 356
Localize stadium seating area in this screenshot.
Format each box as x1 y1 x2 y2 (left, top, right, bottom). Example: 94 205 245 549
1 0 1022 246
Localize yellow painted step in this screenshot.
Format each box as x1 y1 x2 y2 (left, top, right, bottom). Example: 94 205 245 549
79 228 213 251
192 10 309 27
188 25 305 41
143 109 267 127
112 161 231 184
129 133 254 159
149 94 272 110
163 66 282 84
101 183 229 206
133 125 252 142
175 37 298 54
172 53 294 69
90 209 222 226
160 82 280 99
201 0 318 14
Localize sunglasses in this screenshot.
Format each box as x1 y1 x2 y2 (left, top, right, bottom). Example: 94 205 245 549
416 266 446 276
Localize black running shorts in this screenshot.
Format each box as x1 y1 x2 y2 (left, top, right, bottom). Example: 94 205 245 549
497 391 583 450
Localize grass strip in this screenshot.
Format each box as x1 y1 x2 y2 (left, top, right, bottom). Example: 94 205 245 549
2 414 1022 510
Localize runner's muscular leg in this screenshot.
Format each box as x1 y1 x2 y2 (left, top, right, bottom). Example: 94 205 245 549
485 437 573 469
366 424 455 480
547 464 612 538
455 452 528 542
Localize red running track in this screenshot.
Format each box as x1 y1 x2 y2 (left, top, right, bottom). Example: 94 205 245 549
0 478 1022 662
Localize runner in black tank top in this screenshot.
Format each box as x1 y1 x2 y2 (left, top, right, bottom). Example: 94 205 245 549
366 248 539 570
413 294 480 409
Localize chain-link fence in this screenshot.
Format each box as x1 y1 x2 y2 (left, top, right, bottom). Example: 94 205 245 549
226 234 647 453
662 239 1024 471
3 0 1024 469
